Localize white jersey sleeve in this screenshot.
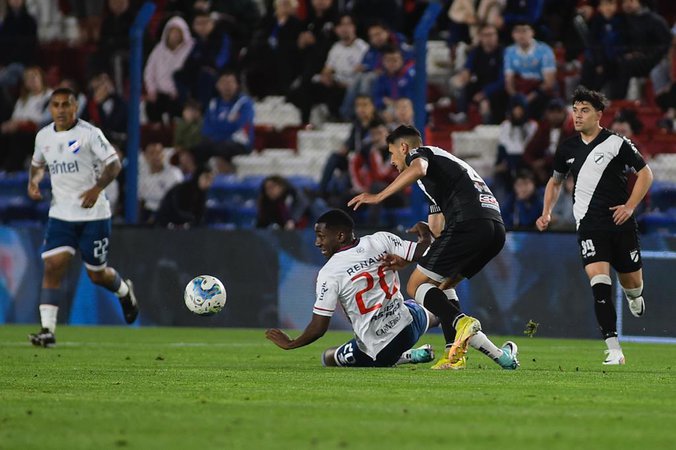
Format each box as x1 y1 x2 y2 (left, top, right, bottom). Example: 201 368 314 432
32 130 47 167
369 232 417 261
89 127 118 166
312 269 340 317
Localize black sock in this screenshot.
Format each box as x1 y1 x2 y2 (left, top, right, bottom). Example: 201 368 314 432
423 287 462 345
591 277 617 339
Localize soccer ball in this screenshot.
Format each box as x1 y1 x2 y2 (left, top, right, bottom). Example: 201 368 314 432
184 275 227 316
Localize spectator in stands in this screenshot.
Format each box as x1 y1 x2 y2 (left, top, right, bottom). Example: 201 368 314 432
318 94 378 200
549 175 576 231
447 0 505 45
0 0 37 83
500 169 543 229
504 21 557 119
0 66 51 172
138 142 185 224
256 175 324 229
144 16 195 124
653 24 676 131
580 0 624 93
288 14 368 123
68 0 104 43
173 99 203 153
348 120 404 225
175 9 233 108
389 97 414 129
523 98 575 185
492 95 538 203
341 20 413 119
243 0 303 98
607 0 671 99
450 23 506 124
347 0 402 34
501 0 545 32
85 73 127 147
155 164 215 228
372 46 415 119
291 0 339 96
194 70 254 173
93 0 134 90
208 0 261 52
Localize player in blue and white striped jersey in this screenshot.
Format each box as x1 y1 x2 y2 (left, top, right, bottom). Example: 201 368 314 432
27 88 138 347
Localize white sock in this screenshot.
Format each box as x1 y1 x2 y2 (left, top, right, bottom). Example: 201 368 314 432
605 337 622 351
623 283 643 300
116 279 129 298
39 304 58 333
468 331 503 360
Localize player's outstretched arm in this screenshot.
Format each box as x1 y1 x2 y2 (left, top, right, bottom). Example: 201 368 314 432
265 314 331 350
79 159 122 208
348 158 428 210
536 176 563 231
610 165 654 225
27 164 44 201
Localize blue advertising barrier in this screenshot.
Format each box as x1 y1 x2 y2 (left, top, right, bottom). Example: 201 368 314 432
1 225 674 341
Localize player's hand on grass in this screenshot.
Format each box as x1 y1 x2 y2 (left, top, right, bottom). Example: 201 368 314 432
347 193 380 210
610 204 634 225
265 328 293 349
79 186 102 208
536 214 550 231
381 254 409 271
27 182 42 201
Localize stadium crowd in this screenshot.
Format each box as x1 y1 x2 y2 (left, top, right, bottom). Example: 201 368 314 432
0 0 674 230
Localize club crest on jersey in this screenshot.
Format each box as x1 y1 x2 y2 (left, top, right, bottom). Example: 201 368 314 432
630 250 639 263
68 140 81 154
594 152 604 164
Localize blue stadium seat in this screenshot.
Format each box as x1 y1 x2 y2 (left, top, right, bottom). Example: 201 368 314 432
650 181 676 212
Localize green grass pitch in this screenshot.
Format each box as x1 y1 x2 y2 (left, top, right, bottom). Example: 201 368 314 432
1 325 675 450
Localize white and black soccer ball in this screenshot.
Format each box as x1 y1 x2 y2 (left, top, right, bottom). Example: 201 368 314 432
184 275 227 316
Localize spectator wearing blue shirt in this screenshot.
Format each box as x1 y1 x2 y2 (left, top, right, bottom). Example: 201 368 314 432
504 21 557 118
581 0 624 93
500 169 543 230
194 70 254 172
341 20 413 119
451 24 507 124
371 46 415 118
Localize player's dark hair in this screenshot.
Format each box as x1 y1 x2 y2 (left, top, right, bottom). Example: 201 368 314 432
387 125 422 146
51 87 77 101
316 209 354 232
572 86 608 112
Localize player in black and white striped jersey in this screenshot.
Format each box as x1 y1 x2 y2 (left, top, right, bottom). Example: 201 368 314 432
537 87 654 365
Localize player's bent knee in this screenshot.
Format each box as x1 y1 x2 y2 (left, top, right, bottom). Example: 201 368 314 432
414 283 435 305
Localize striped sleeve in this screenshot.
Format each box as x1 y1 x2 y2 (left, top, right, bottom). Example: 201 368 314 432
373 232 417 261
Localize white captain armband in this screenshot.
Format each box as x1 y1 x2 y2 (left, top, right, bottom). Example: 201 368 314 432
429 204 442 214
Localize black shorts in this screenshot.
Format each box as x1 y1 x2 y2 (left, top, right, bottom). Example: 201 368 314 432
577 226 642 273
417 219 505 282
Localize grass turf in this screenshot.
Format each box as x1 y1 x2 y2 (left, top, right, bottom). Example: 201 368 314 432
1 325 675 450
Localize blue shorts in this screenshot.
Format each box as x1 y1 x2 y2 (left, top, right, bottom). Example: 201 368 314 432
333 301 430 367
42 217 111 271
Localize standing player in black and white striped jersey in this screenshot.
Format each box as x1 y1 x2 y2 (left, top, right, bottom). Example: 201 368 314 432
537 87 653 365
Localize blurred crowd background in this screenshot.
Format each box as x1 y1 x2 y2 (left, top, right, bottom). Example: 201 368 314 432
0 0 675 232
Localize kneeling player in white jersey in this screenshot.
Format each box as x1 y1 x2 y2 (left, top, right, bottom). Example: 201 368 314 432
266 209 436 367
27 88 139 347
